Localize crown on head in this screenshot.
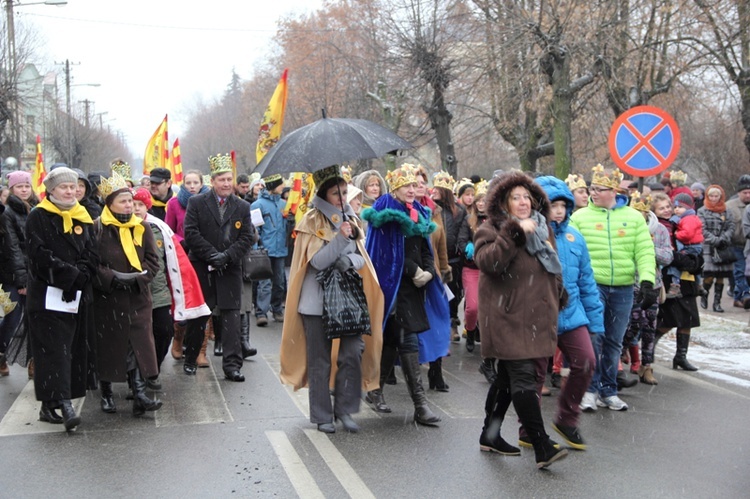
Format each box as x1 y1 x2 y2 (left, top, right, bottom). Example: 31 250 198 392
454 177 474 196
98 170 131 200
433 171 455 190
590 164 623 190
629 191 652 212
110 160 132 181
208 154 233 176
670 169 687 186
340 165 352 184
474 180 489 197
312 165 341 187
0 285 17 316
565 173 587 191
202 174 212 186
386 164 418 192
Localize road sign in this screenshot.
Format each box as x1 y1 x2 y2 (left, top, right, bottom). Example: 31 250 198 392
608 105 680 177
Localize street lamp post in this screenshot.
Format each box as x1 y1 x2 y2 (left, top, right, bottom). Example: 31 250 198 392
61 60 100 164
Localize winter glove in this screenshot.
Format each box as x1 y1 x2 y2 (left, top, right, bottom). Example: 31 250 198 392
208 251 230 268
441 268 453 284
62 288 78 303
412 267 433 288
334 255 351 273
465 242 475 260
112 276 136 291
638 281 659 310
716 240 729 250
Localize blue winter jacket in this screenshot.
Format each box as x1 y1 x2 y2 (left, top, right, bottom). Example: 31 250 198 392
250 190 289 257
536 176 605 335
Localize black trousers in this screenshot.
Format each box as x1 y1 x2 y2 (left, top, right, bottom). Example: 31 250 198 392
185 309 242 373
152 306 174 373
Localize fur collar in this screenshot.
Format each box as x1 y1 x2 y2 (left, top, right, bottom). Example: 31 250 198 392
361 196 436 238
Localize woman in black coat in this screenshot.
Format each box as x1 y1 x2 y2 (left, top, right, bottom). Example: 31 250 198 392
25 167 97 431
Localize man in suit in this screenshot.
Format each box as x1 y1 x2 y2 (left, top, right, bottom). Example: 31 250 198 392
182 154 257 381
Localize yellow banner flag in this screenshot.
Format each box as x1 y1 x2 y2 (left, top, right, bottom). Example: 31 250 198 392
143 114 169 175
171 138 183 185
295 173 315 225
32 135 46 197
256 69 289 164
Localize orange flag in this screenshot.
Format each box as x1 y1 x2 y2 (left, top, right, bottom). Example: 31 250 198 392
171 138 183 185
283 173 303 217
32 135 46 197
230 150 237 180
256 69 289 163
143 114 169 175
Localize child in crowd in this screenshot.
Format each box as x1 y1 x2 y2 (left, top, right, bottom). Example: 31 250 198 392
666 193 704 298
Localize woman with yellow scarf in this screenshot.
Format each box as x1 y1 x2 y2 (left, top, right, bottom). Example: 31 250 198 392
25 167 98 431
92 171 162 416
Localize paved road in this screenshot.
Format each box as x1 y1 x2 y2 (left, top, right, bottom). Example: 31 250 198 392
1 303 749 498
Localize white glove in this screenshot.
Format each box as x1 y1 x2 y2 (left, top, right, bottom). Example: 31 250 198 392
412 267 433 288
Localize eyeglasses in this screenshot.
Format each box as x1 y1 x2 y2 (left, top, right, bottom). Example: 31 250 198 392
590 187 613 193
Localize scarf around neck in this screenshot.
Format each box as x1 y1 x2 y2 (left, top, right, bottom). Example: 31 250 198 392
36 197 93 233
177 184 208 208
520 210 561 275
101 206 145 271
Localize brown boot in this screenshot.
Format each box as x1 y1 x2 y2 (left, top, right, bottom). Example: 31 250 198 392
171 322 185 360
196 320 210 368
638 365 658 385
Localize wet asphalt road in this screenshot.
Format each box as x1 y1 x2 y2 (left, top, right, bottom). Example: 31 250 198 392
1 303 749 498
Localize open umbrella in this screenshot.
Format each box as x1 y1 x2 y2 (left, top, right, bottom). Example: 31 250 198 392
253 113 413 177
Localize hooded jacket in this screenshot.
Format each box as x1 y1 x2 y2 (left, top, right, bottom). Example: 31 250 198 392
73 168 103 219
536 176 604 335
251 189 289 257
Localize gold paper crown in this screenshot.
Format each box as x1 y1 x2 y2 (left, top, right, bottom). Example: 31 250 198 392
670 169 687 186
590 164 623 190
629 191 652 212
208 154 233 176
312 165 341 187
386 164 418 192
565 174 587 191
98 171 130 200
433 171 455 190
0 285 17 316
340 165 352 184
454 177 474 196
110 160 132 181
475 180 489 197
202 174 211 186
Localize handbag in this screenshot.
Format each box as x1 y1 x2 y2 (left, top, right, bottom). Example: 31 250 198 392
712 245 737 265
316 266 371 339
242 248 273 281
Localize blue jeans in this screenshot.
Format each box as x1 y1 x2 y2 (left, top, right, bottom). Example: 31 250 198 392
588 285 634 398
732 246 749 300
255 256 287 317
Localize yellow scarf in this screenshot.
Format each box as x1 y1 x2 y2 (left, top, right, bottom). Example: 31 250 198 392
101 206 145 271
36 198 93 233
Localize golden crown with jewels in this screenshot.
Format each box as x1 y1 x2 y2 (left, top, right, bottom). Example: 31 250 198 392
0 286 17 317
208 154 233 176
386 164 418 192
590 164 623 190
629 191 652 212
669 169 687 186
110 159 132 181
432 171 455 190
98 170 130 200
565 173 587 191
474 180 489 197
340 165 352 184
454 177 474 196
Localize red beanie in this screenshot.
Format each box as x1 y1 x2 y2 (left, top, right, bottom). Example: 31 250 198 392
133 187 152 209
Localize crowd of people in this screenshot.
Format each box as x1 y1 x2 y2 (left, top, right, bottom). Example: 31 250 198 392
1 156 749 470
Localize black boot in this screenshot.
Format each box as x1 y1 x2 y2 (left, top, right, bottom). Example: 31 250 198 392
39 401 63 424
713 283 725 313
129 368 163 416
428 358 449 392
700 281 711 309
241 313 257 358
60 399 81 431
365 345 398 413
213 315 223 356
100 380 116 413
466 328 476 353
512 390 568 469
479 358 497 384
617 370 638 389
479 384 519 455
673 333 699 371
400 351 441 426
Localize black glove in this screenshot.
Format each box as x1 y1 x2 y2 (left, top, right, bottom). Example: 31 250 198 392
61 288 78 303
208 252 230 268
638 281 658 310
559 287 569 309
112 276 136 291
716 240 729 250
334 255 351 273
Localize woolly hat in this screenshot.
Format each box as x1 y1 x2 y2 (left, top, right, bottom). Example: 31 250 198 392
6 170 31 189
346 184 363 204
737 174 750 193
42 167 78 192
133 187 152 209
690 182 706 192
673 192 695 209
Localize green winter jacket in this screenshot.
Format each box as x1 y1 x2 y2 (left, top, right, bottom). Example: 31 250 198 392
570 195 656 286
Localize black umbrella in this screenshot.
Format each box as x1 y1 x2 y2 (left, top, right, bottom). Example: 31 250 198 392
253 113 413 177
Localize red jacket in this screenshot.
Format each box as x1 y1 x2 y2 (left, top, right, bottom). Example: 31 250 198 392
675 214 704 245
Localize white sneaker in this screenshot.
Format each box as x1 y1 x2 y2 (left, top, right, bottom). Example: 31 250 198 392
596 395 628 411
579 392 598 412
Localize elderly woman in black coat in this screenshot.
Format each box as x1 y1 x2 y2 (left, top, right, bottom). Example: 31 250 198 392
25 167 98 431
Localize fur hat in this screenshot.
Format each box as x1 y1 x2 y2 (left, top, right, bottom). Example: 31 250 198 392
133 187 152 209
42 167 78 192
673 192 694 209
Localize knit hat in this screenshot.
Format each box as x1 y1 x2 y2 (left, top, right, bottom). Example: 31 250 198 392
690 182 706 192
673 192 695 209
737 174 750 193
133 187 152 209
6 170 31 189
455 178 475 197
42 167 78 192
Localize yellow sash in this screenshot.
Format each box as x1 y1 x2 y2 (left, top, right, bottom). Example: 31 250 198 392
36 198 93 233
101 206 145 271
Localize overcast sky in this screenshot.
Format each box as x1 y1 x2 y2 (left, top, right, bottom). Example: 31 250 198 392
16 0 319 158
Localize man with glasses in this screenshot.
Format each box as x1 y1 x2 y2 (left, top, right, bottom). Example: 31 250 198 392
570 165 657 412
